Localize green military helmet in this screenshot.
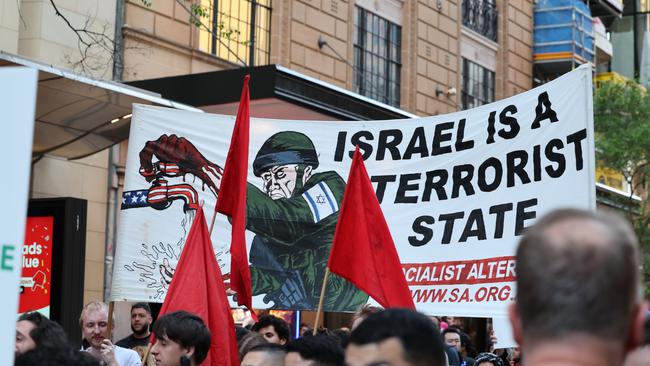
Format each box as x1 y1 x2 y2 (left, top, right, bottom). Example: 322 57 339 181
253 131 319 176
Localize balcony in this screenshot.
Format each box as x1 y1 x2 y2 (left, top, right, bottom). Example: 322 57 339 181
462 0 498 42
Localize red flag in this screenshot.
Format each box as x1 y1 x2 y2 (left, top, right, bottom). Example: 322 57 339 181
157 207 239 366
328 147 415 309
215 75 255 318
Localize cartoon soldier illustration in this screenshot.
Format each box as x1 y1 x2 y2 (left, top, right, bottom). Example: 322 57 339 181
246 131 368 310
134 132 368 311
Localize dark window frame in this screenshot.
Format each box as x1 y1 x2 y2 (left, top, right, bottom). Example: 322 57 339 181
461 0 499 42
353 6 402 107
461 58 495 109
201 0 272 66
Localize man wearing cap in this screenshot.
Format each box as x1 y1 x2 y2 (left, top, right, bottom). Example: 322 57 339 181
246 131 367 310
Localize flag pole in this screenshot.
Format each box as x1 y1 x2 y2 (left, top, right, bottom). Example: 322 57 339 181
141 343 153 364
208 208 218 235
107 301 114 340
313 267 331 335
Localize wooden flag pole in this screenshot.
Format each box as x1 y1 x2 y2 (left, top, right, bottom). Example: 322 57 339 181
208 208 218 235
313 267 331 335
107 301 115 340
141 343 153 364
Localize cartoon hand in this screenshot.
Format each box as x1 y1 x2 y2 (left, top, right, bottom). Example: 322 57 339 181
159 258 175 285
139 134 223 196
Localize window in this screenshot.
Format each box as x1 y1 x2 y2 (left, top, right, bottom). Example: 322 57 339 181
353 6 402 107
198 0 271 66
461 58 495 109
461 0 498 42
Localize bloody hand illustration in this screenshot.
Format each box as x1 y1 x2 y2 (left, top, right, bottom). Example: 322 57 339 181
139 134 223 197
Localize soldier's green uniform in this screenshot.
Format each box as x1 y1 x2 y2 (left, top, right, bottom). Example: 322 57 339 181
245 132 368 311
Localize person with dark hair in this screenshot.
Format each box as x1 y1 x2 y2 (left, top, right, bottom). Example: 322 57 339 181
299 324 312 337
117 302 152 350
15 311 71 356
238 332 267 361
346 308 446 366
151 311 211 366
510 209 648 366
14 346 101 366
240 343 285 366
331 328 350 348
443 328 473 366
285 334 344 366
473 352 504 366
251 315 290 345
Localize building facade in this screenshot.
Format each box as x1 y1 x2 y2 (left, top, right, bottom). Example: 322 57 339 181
0 0 534 329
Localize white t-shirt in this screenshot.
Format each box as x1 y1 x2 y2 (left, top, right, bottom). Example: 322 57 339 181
84 345 142 366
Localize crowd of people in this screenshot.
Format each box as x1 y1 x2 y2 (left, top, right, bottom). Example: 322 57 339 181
12 209 650 366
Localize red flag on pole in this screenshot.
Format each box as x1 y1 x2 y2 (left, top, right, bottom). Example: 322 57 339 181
328 147 415 309
157 207 239 366
215 75 255 318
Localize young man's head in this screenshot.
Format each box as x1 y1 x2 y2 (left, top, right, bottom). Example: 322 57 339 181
442 328 462 352
15 347 101 366
511 209 647 357
474 352 504 366
16 312 70 355
252 315 290 345
346 308 446 366
130 302 152 337
240 343 286 366
351 304 382 330
79 302 110 350
151 311 211 366
285 334 344 366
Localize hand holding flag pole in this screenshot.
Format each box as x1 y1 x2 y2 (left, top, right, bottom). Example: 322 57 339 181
314 146 415 332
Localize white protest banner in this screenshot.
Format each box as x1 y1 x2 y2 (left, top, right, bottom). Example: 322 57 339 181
111 65 594 317
0 67 38 364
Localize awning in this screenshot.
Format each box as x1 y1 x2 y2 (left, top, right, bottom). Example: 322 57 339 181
128 64 417 121
0 52 201 160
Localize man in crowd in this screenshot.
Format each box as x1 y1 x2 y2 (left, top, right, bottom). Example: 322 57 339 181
79 301 141 366
350 304 381 330
285 334 344 366
116 302 153 349
251 314 290 345
15 311 70 356
150 311 211 366
443 328 475 366
509 209 648 366
240 343 286 366
15 347 101 366
345 308 446 366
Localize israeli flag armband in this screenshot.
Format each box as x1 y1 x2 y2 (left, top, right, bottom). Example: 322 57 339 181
301 182 340 223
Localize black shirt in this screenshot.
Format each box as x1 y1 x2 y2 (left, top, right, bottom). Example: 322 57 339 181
116 334 150 349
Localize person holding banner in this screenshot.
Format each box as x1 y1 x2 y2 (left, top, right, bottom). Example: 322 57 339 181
508 209 648 366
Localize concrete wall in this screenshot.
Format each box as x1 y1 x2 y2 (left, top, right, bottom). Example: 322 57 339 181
122 0 235 81
30 152 109 305
0 0 118 306
123 0 533 115
18 0 116 79
0 0 20 53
